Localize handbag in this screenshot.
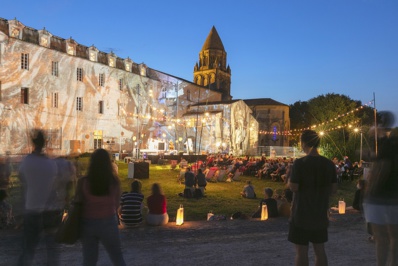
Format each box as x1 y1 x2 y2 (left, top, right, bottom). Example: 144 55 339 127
55 177 84 244
55 202 82 244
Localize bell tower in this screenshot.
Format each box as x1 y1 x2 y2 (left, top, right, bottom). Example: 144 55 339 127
194 26 232 101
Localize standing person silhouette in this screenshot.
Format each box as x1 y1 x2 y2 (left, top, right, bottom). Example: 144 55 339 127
80 148 126 266
363 112 398 266
288 130 337 266
18 130 58 266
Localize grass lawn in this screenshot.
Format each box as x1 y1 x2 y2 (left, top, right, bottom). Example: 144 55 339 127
7 160 358 222
117 162 357 221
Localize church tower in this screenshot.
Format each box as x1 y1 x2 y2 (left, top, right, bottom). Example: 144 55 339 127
194 26 232 101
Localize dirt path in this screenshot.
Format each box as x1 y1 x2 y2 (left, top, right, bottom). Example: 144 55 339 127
0 210 376 266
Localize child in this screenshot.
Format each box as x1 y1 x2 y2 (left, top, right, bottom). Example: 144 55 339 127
240 180 256 199
252 187 278 218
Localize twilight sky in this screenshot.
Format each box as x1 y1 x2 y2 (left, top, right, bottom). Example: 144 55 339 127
2 0 398 126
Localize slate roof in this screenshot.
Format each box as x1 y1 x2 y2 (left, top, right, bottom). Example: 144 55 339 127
190 99 241 107
201 26 225 51
243 98 288 107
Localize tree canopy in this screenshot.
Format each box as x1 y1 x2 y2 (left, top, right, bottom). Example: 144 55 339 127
289 93 375 161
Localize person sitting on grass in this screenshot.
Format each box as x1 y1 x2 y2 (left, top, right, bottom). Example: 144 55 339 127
277 188 293 217
146 183 169 226
118 180 144 228
240 180 256 199
195 168 207 195
260 188 279 217
252 187 278 218
184 167 196 194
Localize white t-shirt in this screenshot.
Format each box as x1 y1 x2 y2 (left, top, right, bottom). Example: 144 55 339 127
19 153 58 212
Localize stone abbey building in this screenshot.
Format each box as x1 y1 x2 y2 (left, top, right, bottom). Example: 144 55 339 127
0 18 288 156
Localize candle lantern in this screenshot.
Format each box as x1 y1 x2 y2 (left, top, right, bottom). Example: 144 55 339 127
207 211 214 221
338 200 346 214
176 204 184 225
261 204 268 221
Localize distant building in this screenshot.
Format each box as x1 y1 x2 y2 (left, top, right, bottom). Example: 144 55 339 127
194 27 290 149
243 98 290 147
193 26 232 101
0 18 260 156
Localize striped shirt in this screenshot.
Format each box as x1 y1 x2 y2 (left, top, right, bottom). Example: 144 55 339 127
120 192 144 225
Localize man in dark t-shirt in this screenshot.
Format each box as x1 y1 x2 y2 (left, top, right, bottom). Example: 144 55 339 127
288 130 337 266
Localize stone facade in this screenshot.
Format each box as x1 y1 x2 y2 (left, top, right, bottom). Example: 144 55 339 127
0 18 258 156
193 26 232 101
184 100 258 155
243 98 290 147
194 27 290 148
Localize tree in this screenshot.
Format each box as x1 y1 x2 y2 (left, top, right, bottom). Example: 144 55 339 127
290 93 375 161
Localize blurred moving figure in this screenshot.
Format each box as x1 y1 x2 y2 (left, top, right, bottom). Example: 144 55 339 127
0 155 11 189
18 130 58 266
363 112 398 266
0 189 13 229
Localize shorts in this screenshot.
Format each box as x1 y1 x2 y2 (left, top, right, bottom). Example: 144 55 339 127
288 223 328 245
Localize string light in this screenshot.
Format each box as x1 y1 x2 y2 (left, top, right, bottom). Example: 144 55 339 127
16 91 373 138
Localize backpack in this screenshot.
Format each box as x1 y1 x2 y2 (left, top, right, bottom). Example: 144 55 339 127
183 188 193 198
194 188 203 198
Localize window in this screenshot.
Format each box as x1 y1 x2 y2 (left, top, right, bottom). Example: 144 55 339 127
67 44 74 56
99 101 104 114
11 28 20 38
40 36 49 47
51 61 58 77
51 92 58 108
272 126 278 142
119 79 123 90
94 139 102 150
21 53 29 70
109 57 115 67
99 73 105 87
21 87 29 104
77 68 83 81
46 128 61 149
89 50 97 61
76 97 83 111
187 90 191 101
94 130 103 149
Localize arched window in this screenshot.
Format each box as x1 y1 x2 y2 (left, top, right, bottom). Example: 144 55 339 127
271 123 280 142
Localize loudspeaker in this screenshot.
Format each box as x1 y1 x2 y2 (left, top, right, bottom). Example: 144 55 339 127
158 142 165 151
134 162 149 179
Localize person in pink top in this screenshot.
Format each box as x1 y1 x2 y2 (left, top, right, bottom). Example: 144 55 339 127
146 183 169 226
80 149 126 266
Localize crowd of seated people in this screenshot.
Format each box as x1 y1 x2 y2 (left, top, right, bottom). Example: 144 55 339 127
199 154 295 183
180 153 363 185
254 158 294 182
333 156 364 182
